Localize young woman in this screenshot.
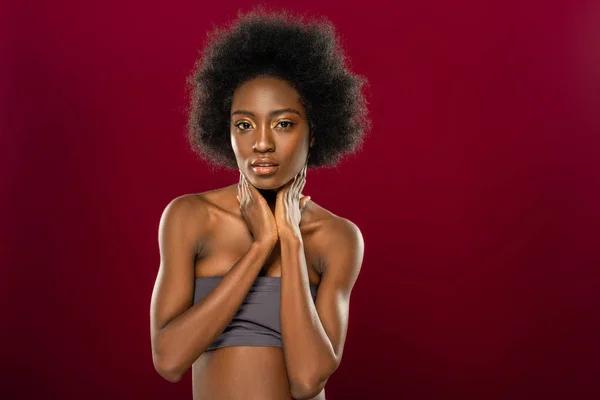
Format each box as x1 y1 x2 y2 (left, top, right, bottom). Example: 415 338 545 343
150 7 371 400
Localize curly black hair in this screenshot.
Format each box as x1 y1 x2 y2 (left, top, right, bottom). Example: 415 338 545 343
184 5 371 171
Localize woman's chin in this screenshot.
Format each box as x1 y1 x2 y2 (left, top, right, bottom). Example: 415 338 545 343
254 183 282 191
247 178 280 191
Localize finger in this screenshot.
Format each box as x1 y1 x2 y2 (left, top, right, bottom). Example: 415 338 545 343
293 166 306 194
242 172 249 190
286 177 299 204
293 174 302 196
238 170 243 203
291 167 301 187
298 163 307 184
300 196 311 210
301 163 307 183
299 167 307 192
286 174 297 197
301 164 308 189
243 173 251 201
246 176 257 204
241 171 249 204
288 178 294 200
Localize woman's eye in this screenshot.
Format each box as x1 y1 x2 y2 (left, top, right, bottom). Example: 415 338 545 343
278 121 295 129
235 122 252 130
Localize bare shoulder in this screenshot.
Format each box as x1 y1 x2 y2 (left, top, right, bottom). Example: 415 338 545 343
194 184 239 216
307 202 361 239
160 193 211 227
159 187 234 247
306 202 364 271
163 185 237 217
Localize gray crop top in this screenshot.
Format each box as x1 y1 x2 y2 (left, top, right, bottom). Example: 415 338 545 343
193 276 319 351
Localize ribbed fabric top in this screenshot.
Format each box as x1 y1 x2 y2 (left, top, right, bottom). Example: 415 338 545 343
193 276 319 350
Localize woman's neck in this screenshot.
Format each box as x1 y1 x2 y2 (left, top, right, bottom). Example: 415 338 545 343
258 188 278 210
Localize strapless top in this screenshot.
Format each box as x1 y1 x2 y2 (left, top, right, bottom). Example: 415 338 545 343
193 276 319 350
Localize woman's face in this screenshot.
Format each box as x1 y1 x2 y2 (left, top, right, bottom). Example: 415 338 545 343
230 76 312 190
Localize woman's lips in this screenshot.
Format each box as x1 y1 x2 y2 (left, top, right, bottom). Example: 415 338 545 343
251 165 279 175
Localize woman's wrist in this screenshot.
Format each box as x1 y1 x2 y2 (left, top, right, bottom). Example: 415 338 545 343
278 227 302 242
252 237 277 251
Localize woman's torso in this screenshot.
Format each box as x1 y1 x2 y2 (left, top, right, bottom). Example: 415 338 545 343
190 184 329 400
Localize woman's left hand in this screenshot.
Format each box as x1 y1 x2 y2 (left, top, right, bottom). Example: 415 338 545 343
275 163 311 238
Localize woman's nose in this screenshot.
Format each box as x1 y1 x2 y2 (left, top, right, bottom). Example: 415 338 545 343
253 124 275 152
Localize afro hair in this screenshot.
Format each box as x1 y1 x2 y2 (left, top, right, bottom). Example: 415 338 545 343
184 6 371 171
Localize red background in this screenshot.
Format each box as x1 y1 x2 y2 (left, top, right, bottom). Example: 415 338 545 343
3 0 600 398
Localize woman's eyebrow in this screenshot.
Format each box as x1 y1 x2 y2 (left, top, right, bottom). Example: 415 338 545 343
231 108 302 118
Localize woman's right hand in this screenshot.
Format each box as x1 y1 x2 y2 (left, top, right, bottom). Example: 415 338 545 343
237 170 279 247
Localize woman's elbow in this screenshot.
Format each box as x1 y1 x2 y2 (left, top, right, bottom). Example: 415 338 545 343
152 351 184 383
289 378 325 400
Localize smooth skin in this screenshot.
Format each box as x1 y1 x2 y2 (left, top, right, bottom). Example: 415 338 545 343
150 77 365 400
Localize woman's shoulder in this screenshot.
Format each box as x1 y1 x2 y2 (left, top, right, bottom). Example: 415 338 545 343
299 198 360 244
164 184 244 227
159 186 238 250
309 205 359 239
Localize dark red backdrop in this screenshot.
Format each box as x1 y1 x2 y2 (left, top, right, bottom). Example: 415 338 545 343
3 0 599 398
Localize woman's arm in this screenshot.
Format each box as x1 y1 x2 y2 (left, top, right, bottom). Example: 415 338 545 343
279 217 364 399
150 195 274 383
